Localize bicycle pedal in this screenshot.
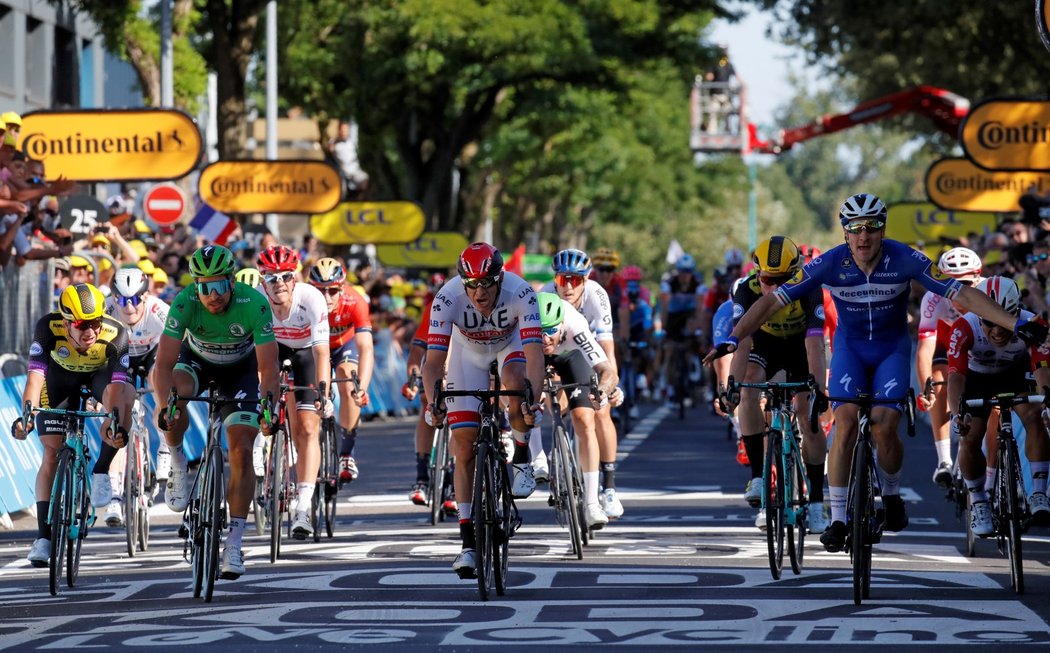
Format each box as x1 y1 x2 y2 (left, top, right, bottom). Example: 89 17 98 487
178 523 189 539
547 495 556 507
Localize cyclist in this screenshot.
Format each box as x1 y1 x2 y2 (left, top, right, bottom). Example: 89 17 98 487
403 295 437 506
723 236 828 533
154 244 279 580
622 265 654 411
946 276 1050 534
537 292 622 529
306 257 374 486
659 254 705 409
257 245 331 540
915 247 983 488
543 248 624 519
422 242 544 578
235 267 262 289
706 193 1046 552
92 267 172 527
11 283 133 567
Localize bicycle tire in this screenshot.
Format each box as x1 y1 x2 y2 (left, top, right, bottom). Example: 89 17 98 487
269 428 286 563
850 438 872 605
124 434 141 557
430 426 447 526
67 463 89 588
190 497 205 598
320 417 338 538
571 429 590 547
253 476 267 536
787 449 806 575
473 440 494 601
203 445 224 602
764 430 785 580
49 448 73 596
556 425 583 559
494 461 512 597
1003 441 1025 594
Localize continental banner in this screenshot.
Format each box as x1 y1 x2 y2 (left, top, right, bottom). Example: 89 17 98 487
311 201 425 245
886 202 996 251
960 99 1050 171
198 160 341 214
376 232 468 268
924 157 1050 212
19 109 202 182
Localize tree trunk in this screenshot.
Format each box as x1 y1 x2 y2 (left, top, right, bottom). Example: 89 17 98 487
206 0 265 159
124 37 160 107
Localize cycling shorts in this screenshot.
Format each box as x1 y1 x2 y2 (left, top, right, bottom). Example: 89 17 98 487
547 349 597 412
36 369 111 435
443 329 525 431
959 357 1035 420
174 343 261 428
747 331 808 383
829 335 911 412
278 343 320 411
129 348 158 387
331 337 360 368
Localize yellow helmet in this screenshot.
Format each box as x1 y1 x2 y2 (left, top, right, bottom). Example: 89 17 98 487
152 269 170 285
68 254 94 270
59 283 106 321
753 235 801 276
591 247 621 269
235 267 262 288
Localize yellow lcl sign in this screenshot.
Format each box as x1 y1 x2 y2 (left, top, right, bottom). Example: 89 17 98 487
377 232 469 268
311 201 426 245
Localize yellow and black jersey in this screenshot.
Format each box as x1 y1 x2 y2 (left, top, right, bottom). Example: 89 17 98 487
733 275 824 339
28 312 130 384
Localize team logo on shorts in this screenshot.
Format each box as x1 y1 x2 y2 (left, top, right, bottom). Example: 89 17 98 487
57 346 70 359
29 342 42 356
229 323 246 337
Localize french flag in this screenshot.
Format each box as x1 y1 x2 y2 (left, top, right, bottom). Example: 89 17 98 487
189 201 236 245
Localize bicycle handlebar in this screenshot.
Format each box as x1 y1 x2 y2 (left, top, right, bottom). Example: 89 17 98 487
962 393 1046 411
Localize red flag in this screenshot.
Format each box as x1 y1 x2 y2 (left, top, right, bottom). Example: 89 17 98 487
505 244 526 275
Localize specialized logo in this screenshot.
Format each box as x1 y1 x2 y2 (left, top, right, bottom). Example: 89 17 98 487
120 354 130 368
841 258 852 269
732 304 744 319
815 306 825 321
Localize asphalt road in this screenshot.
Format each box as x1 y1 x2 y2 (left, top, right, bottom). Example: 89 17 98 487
2 400 1050 652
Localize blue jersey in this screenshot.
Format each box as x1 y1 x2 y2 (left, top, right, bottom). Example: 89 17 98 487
712 299 735 346
628 300 653 342
774 240 961 342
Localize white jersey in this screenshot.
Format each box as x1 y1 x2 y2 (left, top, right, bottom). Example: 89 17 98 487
267 283 330 349
948 309 1036 375
428 272 542 355
105 294 169 359
551 303 607 366
540 278 614 342
917 287 973 340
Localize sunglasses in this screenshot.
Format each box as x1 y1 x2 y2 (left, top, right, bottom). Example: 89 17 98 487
463 276 499 290
844 220 885 234
262 271 296 285
116 294 145 308
555 274 586 288
595 266 616 273
321 286 342 297
1029 253 1049 263
72 318 103 331
541 326 560 337
196 278 231 295
759 274 792 286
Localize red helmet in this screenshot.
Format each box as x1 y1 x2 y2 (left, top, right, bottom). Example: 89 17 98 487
457 242 504 280
798 244 822 264
622 265 643 282
257 245 300 272
429 272 446 289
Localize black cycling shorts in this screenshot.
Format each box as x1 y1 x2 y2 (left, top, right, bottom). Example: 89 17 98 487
747 330 809 383
960 356 1035 420
36 369 111 435
175 343 261 428
547 349 597 411
278 343 320 410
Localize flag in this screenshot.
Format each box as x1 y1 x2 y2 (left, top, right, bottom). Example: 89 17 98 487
189 202 236 245
505 244 526 276
666 239 685 265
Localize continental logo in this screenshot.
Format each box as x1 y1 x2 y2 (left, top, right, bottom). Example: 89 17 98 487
23 130 187 157
198 160 341 215
925 158 1050 213
973 121 1050 150
207 175 333 197
961 100 1050 171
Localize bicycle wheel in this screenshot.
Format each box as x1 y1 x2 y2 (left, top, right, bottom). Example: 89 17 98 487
49 448 74 596
569 428 589 547
850 439 872 605
764 430 785 579
430 426 447 526
958 476 976 558
311 480 322 543
124 435 141 557
556 425 583 559
67 464 89 588
189 472 206 598
1003 441 1025 594
203 446 224 602
320 417 338 538
786 448 807 575
269 428 286 563
473 440 495 601
494 462 513 597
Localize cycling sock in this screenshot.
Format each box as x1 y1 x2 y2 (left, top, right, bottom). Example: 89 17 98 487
965 476 989 504
601 462 616 490
878 465 901 496
459 520 475 549
458 502 472 521
158 440 170 454
36 501 51 540
934 437 952 466
512 442 530 464
511 428 530 448
806 462 825 502
339 427 358 457
297 482 314 510
985 466 997 492
1032 462 1049 494
92 441 118 475
528 426 543 459
743 433 764 479
829 486 847 523
416 453 429 484
226 517 247 549
170 444 187 470
584 471 600 506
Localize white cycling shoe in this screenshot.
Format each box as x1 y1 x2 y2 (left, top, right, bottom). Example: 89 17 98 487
511 463 536 498
585 503 609 530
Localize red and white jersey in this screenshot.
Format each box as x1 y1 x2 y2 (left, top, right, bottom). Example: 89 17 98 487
946 310 1047 375
328 285 372 348
917 291 965 340
268 283 330 349
428 272 542 355
105 294 169 358
540 278 614 342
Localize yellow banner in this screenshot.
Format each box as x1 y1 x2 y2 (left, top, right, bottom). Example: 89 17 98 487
311 201 425 244
376 232 468 268
198 160 341 214
19 109 202 182
924 157 1050 212
886 202 996 252
961 99 1050 171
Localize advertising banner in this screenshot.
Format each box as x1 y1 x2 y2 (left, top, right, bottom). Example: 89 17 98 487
886 202 997 248
376 232 468 268
311 201 425 244
924 157 1050 212
960 99 1050 171
198 160 341 214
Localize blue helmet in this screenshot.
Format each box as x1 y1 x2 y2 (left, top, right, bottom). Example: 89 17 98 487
675 254 696 272
839 193 887 227
552 248 592 276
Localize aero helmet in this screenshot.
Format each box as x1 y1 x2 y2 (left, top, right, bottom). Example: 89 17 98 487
308 257 346 286
188 245 236 278
753 235 801 276
458 243 504 280
111 267 149 298
59 283 106 321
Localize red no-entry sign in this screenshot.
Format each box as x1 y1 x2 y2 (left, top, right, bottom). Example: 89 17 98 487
144 184 185 225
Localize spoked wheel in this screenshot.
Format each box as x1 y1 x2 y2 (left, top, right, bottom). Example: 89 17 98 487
323 480 338 538
850 440 873 605
49 449 73 596
1002 443 1025 594
202 447 225 602
493 463 513 597
956 476 976 557
787 453 807 576
430 427 448 526
764 431 785 580
311 480 323 543
67 468 89 588
473 442 495 601
124 437 143 557
269 428 287 563
253 476 268 536
557 426 583 559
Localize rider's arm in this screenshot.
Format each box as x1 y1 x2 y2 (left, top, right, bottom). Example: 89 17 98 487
353 329 374 393
593 359 619 397
804 334 827 393
423 293 453 407
944 317 973 413
21 316 48 410
152 333 182 403
405 341 425 379
952 285 1024 332
255 341 280 403
727 334 751 382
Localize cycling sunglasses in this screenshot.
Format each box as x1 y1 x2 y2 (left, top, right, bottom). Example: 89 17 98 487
320 286 342 296
72 317 103 331
758 274 792 286
1028 252 1050 263
262 271 296 285
555 274 586 288
196 278 231 296
116 294 145 308
844 219 885 234
463 276 499 290
541 325 560 337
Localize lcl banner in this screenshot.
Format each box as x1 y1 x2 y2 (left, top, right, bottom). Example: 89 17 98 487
20 109 202 182
197 160 341 214
925 157 1050 212
960 99 1050 171
885 202 996 250
376 232 468 268
311 201 425 244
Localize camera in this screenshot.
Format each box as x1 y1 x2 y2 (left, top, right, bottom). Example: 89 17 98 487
92 224 108 235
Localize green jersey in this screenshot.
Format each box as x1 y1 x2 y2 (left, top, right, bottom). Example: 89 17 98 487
164 282 275 365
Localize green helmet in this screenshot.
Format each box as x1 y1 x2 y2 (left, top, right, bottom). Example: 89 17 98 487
235 267 261 288
537 292 565 329
189 245 236 278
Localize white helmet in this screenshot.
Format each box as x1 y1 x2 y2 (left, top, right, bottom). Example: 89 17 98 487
111 267 149 298
839 193 887 226
938 247 982 282
975 276 1021 316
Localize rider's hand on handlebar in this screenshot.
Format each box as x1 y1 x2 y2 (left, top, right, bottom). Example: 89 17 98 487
401 381 418 401
917 391 936 412
425 401 447 427
702 337 738 366
949 412 969 442
522 402 544 427
352 389 369 407
608 387 624 408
